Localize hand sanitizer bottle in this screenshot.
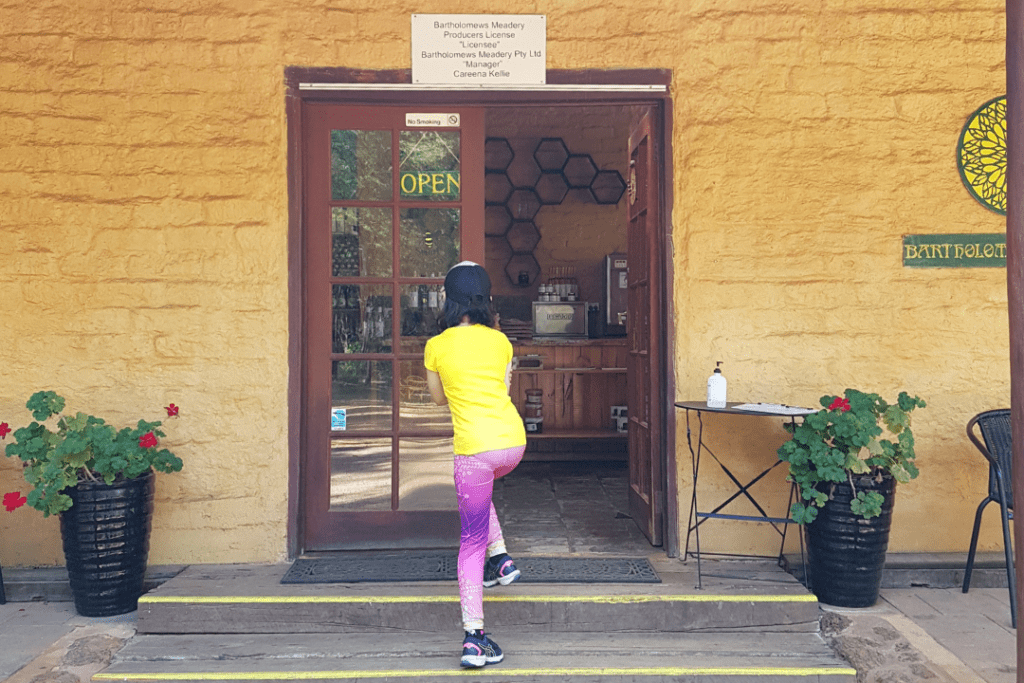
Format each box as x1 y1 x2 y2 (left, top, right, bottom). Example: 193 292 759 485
707 362 727 408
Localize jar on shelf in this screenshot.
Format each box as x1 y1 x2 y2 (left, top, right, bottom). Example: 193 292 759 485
524 389 544 433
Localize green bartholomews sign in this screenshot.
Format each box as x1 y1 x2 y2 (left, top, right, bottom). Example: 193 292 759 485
903 234 1006 268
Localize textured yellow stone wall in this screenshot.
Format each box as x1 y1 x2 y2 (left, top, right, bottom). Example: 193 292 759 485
673 2 1007 555
0 0 1008 565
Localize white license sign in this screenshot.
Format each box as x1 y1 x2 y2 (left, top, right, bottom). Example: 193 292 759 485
411 14 546 86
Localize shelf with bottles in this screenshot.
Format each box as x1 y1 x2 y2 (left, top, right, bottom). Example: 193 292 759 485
537 265 580 302
399 282 445 338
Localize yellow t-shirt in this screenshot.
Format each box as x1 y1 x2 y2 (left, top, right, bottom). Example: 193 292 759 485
424 324 526 455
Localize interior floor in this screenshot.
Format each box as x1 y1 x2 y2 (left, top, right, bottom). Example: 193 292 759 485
492 460 655 556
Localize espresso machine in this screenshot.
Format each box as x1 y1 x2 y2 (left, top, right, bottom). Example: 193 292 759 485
533 266 589 339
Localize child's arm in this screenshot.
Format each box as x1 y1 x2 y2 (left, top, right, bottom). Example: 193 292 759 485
426 369 448 406
505 361 512 393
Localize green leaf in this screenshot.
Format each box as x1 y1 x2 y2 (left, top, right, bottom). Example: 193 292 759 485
846 455 870 474
805 412 831 430
790 503 818 524
882 405 910 434
65 412 89 432
890 463 912 484
903 460 920 480
897 392 926 412
849 491 884 518
26 391 64 421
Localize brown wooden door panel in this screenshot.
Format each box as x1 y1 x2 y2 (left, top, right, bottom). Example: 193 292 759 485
627 107 664 546
301 104 484 550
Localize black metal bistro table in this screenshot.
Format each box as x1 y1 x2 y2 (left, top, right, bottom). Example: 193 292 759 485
676 401 816 588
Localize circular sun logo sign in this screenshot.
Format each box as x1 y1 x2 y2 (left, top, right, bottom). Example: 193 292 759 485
958 95 1007 215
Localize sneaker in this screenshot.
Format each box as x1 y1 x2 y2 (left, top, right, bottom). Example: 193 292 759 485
483 553 521 588
461 630 503 668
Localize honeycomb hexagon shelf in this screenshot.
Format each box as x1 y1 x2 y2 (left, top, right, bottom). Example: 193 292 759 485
506 188 542 220
589 170 627 205
483 138 626 287
534 138 570 172
506 220 541 254
485 137 514 172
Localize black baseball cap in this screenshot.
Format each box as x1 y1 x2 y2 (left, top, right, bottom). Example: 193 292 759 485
444 261 491 307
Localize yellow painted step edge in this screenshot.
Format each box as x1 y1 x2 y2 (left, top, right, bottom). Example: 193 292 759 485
94 666 857 680
139 594 818 604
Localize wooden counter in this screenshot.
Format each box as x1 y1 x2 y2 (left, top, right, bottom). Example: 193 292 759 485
511 337 627 346
511 338 628 442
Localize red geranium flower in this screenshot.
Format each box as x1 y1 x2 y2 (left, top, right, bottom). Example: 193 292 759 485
139 431 158 449
3 491 27 512
0 422 10 439
165 404 179 417
828 397 851 412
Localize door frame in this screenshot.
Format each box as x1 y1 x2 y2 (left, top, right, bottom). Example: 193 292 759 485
284 67 678 558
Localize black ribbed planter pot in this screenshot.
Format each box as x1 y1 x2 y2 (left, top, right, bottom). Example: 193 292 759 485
804 472 896 608
59 470 154 617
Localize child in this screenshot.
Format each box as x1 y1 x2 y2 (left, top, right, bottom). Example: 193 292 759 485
424 261 527 668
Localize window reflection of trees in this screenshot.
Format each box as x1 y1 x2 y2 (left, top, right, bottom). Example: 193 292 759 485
400 131 461 192
399 208 460 279
331 130 391 201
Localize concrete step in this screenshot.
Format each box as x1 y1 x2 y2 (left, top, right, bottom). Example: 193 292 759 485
136 559 822 635
4 553 1006 604
93 631 856 683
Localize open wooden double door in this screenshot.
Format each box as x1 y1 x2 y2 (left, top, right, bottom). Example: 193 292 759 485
293 90 670 554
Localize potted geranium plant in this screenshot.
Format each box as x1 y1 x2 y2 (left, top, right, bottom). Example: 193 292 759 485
2 391 183 616
777 389 926 608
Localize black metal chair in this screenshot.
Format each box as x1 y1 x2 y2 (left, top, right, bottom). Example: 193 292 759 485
962 408 1016 627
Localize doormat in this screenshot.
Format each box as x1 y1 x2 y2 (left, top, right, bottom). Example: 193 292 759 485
281 554 660 584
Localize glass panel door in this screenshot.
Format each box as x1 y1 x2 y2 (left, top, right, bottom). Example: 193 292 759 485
303 104 484 549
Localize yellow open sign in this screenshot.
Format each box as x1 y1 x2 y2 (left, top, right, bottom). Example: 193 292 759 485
400 171 460 197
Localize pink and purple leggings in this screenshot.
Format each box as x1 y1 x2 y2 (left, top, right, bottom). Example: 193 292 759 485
453 444 525 631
